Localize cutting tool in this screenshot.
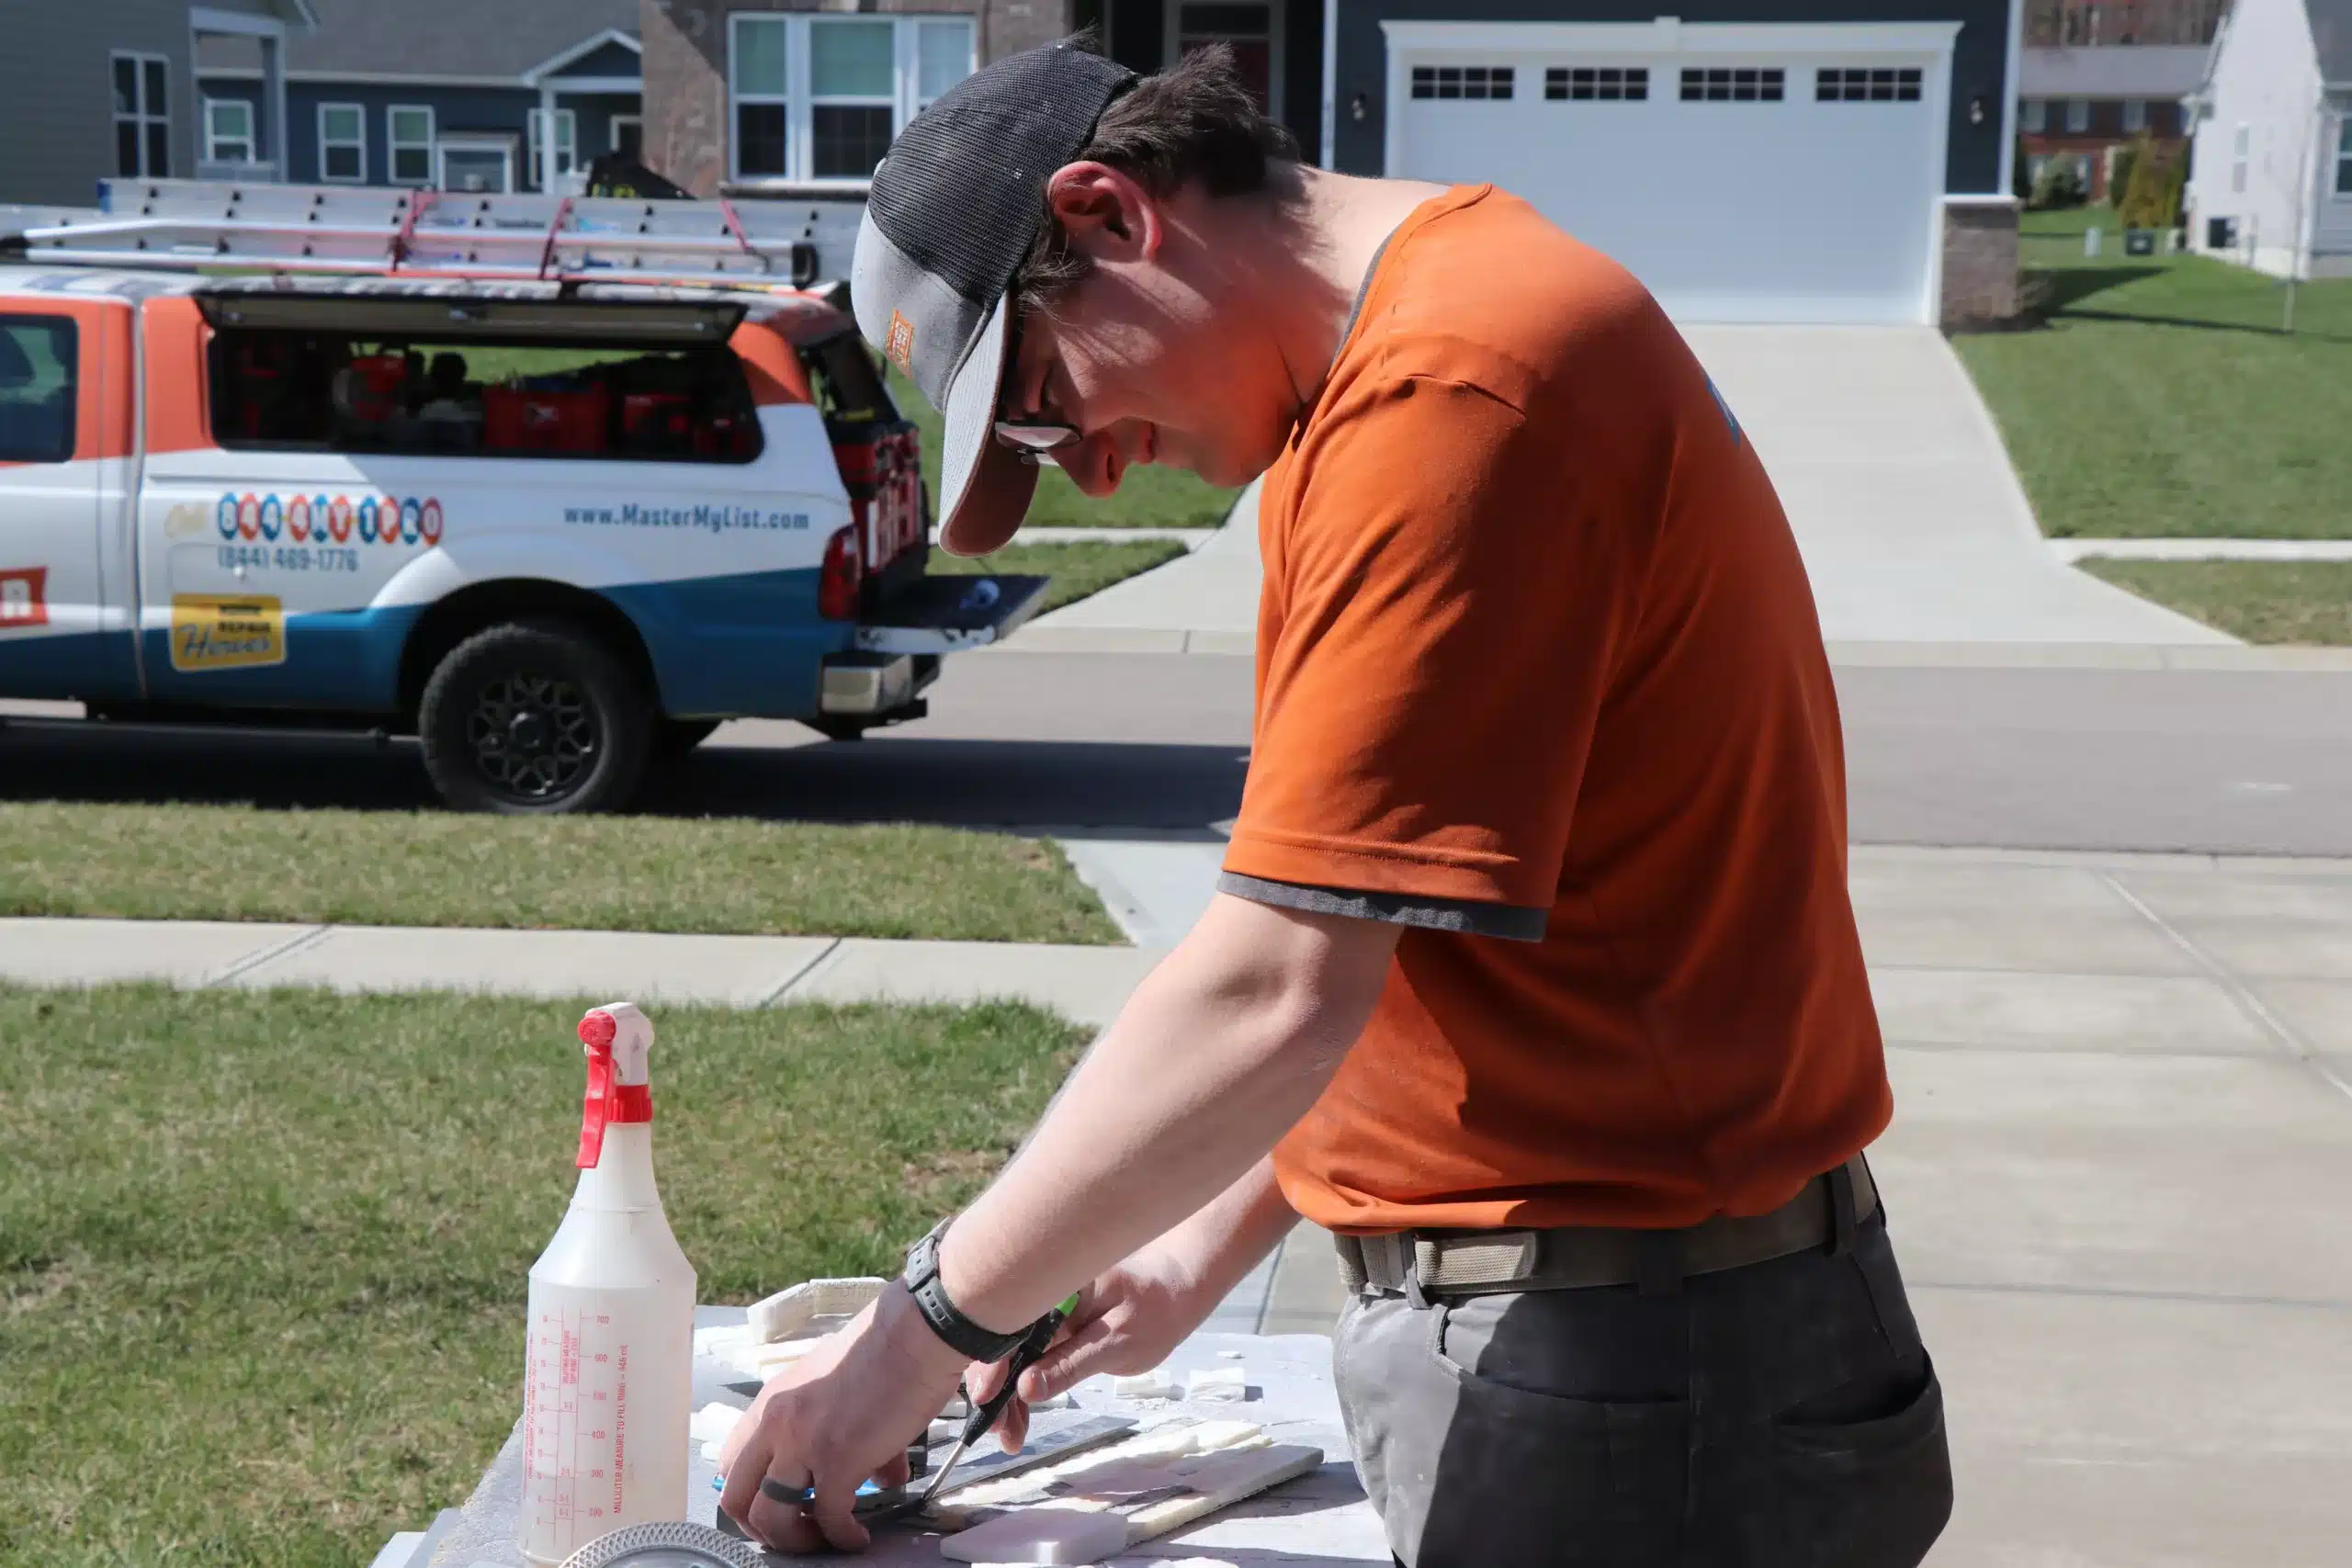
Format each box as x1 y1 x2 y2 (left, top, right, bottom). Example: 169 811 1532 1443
908 1291 1082 1516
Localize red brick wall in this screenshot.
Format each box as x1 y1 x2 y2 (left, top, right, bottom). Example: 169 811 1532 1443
639 0 1075 196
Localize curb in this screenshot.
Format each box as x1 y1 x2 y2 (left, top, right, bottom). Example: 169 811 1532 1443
2053 539 2352 563
982 630 2352 670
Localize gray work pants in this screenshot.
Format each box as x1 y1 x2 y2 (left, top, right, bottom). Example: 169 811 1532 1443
1331 1209 1952 1567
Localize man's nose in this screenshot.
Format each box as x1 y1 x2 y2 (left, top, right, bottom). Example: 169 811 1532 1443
1061 434 1125 498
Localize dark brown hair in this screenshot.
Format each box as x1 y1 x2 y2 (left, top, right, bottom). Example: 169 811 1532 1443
1014 37 1301 312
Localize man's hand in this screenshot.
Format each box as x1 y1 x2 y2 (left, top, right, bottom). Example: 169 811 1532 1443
964 1242 1216 1453
716 1281 967 1553
964 1159 1300 1453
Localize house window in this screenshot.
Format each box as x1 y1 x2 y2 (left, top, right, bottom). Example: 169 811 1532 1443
1545 67 1647 101
1815 67 1921 103
2020 98 2047 132
204 98 255 164
611 113 643 161
2064 98 2090 132
810 19 897 177
731 16 791 177
2232 122 2249 194
319 103 366 182
389 106 435 186
437 136 514 194
111 52 171 178
2336 117 2352 196
1680 68 1784 103
1174 4 1277 116
527 107 578 186
913 20 970 111
1408 66 1515 101
2122 98 2147 133
729 14 973 183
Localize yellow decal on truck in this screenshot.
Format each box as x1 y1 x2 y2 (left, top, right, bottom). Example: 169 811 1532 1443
171 594 286 671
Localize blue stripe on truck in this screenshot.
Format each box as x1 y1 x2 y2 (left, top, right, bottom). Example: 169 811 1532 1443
124 566 839 718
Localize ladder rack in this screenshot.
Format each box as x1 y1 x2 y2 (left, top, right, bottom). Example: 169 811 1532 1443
0 177 868 292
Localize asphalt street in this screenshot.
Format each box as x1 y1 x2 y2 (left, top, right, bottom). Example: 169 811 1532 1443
6 652 2351 856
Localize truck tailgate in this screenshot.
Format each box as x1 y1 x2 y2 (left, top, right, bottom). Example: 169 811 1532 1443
854 572 1051 655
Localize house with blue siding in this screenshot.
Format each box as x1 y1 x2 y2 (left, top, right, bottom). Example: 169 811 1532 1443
196 0 642 193
0 1 316 205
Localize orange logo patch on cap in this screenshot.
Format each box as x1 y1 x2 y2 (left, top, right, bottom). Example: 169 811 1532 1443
885 310 916 371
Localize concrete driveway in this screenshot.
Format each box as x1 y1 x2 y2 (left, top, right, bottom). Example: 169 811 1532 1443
1230 844 2352 1566
1011 325 2231 651
1682 326 2229 646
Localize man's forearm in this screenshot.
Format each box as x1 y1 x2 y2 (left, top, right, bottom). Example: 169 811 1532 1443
937 895 1393 1332
1148 1156 1297 1304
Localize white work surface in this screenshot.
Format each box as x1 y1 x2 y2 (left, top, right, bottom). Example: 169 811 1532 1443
423 1307 1392 1567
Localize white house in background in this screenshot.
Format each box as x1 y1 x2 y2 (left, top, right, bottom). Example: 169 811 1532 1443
2184 0 2352 276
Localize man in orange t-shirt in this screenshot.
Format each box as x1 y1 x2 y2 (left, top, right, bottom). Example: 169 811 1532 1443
720 39 1952 1568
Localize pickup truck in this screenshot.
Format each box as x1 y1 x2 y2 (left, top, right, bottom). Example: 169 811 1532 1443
0 265 1046 812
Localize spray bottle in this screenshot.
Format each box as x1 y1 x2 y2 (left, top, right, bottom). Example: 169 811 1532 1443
518 1003 697 1567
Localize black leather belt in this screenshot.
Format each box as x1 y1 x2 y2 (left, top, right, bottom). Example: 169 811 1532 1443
1333 1155 1879 1299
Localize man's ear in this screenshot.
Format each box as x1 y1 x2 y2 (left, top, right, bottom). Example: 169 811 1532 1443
1043 162 1159 263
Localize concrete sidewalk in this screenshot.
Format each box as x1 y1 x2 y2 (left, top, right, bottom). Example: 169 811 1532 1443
7 847 2352 1562
0 919 1162 1027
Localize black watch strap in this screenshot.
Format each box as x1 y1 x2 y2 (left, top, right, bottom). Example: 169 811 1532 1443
903 1219 1029 1364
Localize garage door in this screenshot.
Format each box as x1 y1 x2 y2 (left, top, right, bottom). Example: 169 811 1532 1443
1385 23 1954 324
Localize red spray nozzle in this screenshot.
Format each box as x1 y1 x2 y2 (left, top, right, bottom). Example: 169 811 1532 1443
574 1004 652 1169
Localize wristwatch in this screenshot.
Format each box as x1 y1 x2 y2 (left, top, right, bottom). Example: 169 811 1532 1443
902 1218 1034 1363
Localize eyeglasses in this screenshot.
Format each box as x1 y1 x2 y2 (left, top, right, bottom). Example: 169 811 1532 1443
994 307 1080 463
993 417 1080 463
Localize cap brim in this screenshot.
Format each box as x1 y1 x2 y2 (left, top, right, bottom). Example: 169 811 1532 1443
934 294 1038 558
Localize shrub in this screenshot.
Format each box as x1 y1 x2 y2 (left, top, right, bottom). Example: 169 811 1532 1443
2108 142 2139 210
2030 157 2086 210
2118 134 2180 230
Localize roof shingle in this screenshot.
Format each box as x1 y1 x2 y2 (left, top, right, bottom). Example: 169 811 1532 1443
198 0 640 82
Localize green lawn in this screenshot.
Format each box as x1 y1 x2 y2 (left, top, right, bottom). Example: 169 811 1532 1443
0 804 1119 943
933 536 1189 612
0 986 1087 1568
887 366 1241 529
1954 208 2352 539
2077 558 2352 645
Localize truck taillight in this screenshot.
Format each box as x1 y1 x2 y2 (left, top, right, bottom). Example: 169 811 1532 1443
818 522 863 620
832 441 876 489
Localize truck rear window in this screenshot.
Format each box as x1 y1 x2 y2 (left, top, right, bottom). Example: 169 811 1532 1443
0 315 77 465
207 330 763 464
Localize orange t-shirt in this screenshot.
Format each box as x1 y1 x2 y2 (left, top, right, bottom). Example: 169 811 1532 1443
1225 186 1891 1234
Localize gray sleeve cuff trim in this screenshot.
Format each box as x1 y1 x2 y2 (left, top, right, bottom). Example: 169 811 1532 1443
1217 872 1549 942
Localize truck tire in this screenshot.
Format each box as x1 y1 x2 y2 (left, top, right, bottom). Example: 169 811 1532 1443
652 718 721 760
418 620 652 814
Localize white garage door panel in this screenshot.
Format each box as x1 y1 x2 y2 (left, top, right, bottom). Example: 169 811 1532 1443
1387 32 1950 325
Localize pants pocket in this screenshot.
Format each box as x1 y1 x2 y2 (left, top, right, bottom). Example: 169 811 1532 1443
1412 1303 1690 1568
1758 1350 1954 1568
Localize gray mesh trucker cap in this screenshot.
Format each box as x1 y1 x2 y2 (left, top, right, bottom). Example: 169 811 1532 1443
852 40 1136 557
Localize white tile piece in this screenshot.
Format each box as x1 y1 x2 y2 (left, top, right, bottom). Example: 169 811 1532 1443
748 1277 885 1342
689 1404 744 1444
1122 1446 1324 1546
939 1506 1127 1564
1187 1367 1247 1403
1109 1371 1177 1400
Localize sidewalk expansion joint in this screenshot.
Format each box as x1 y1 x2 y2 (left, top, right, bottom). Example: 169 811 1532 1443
754 938 843 1007
201 924 334 987
2099 874 2352 1107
